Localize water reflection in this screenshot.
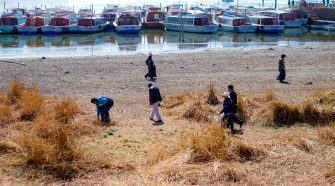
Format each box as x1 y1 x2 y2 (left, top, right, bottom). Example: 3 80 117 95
0 29 335 58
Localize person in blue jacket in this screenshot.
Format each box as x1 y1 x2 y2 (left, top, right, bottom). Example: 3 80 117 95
219 92 235 134
91 96 114 123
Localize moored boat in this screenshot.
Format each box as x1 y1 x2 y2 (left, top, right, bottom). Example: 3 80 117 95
217 14 257 33
102 12 116 29
165 13 219 34
259 11 302 28
68 17 108 34
17 16 44 35
311 20 335 30
0 11 26 34
324 24 335 31
249 15 285 34
113 13 142 34
143 7 165 29
41 17 70 35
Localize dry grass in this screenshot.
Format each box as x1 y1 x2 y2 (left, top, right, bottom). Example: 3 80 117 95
181 125 264 163
19 86 44 121
317 124 335 145
206 81 219 106
325 165 335 181
182 98 216 123
264 89 277 102
0 104 13 124
4 79 24 105
272 101 300 126
54 98 79 124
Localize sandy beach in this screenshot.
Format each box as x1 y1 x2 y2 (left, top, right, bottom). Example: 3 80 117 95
1 45 335 185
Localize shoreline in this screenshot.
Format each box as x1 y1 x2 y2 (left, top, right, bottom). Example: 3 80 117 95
1 42 335 59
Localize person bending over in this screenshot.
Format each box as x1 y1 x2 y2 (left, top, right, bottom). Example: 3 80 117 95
91 96 114 123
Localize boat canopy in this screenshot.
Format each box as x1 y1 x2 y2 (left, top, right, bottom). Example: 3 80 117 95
146 11 165 22
102 12 116 22
166 15 210 26
0 16 18 25
278 12 295 21
249 16 277 25
218 16 248 26
50 17 69 26
25 16 44 27
78 17 105 26
117 14 139 25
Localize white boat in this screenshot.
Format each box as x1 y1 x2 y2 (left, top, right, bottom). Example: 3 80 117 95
325 24 335 31
113 13 142 34
259 11 302 28
68 17 108 34
249 15 285 34
165 13 219 34
17 16 45 34
0 11 26 34
41 17 70 34
217 14 257 33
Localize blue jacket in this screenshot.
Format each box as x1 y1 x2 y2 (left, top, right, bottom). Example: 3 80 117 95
96 96 113 117
220 98 232 115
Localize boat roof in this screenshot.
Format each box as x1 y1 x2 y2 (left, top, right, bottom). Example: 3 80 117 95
218 15 246 20
168 13 209 18
249 15 275 19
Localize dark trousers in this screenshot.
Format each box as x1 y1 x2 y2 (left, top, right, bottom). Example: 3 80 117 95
101 100 113 122
232 113 243 125
145 65 157 79
224 114 235 134
277 69 286 81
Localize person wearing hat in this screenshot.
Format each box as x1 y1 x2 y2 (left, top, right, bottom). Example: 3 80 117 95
277 54 287 83
91 96 114 123
148 83 163 124
228 84 244 128
145 52 157 81
219 92 235 134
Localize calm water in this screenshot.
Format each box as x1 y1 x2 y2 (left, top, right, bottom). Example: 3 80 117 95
0 29 335 58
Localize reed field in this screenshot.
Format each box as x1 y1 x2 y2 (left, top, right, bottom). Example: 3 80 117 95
0 79 334 185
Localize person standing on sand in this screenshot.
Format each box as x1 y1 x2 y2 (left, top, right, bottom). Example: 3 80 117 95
228 84 244 128
277 54 287 83
219 92 235 134
91 96 114 123
145 52 157 81
148 83 163 124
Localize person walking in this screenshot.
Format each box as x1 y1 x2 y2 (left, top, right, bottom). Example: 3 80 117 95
277 54 287 83
228 84 244 128
145 52 157 81
148 83 163 124
91 96 114 123
219 92 235 134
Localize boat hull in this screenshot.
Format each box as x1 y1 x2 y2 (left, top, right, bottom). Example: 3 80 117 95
256 25 285 34
325 26 335 31
113 23 142 34
0 25 17 34
142 22 165 29
311 25 326 30
105 22 115 30
17 26 41 34
68 23 108 34
280 20 302 28
165 23 219 34
41 26 68 35
221 25 258 33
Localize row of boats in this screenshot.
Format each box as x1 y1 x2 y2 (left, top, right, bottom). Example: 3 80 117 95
1 4 335 35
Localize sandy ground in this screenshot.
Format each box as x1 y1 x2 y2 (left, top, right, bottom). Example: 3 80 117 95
0 45 335 185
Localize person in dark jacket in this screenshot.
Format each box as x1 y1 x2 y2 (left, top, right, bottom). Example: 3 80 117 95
219 92 235 134
145 52 157 81
91 96 114 123
228 84 244 128
277 54 287 83
148 83 163 123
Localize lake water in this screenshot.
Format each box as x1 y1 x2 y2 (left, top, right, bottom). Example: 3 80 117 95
0 29 334 58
